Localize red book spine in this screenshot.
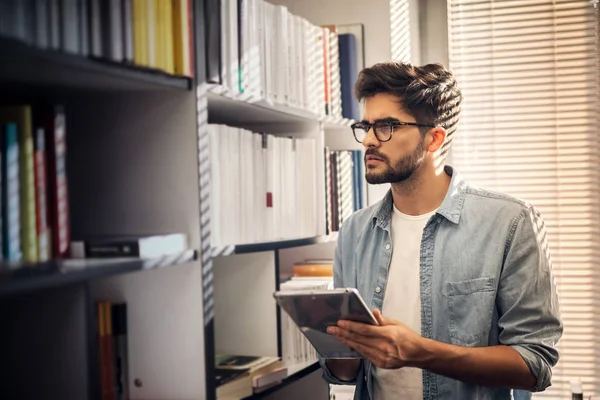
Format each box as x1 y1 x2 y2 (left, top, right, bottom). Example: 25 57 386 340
34 127 49 261
45 105 70 258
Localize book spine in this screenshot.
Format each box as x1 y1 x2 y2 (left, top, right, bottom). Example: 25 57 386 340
49 0 61 49
83 242 142 258
132 0 148 66
89 0 103 57
60 0 80 54
3 123 21 261
104 302 116 400
122 0 134 63
78 0 89 55
34 0 50 49
34 127 50 261
112 303 129 400
46 105 70 258
17 107 38 262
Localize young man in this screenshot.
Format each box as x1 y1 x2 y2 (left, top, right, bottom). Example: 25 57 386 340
319 62 563 400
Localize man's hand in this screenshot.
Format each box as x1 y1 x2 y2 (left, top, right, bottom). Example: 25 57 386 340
326 308 424 369
327 308 537 390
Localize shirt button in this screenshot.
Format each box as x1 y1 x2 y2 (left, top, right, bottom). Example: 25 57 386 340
385 243 391 250
375 286 381 293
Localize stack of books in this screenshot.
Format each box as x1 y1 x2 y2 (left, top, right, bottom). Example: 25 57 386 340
209 124 318 247
205 0 361 119
279 260 334 367
0 104 69 262
215 354 288 399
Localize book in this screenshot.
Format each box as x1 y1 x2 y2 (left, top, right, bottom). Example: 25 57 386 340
33 126 49 262
339 33 360 120
2 123 20 261
40 104 70 258
111 303 129 400
70 233 188 259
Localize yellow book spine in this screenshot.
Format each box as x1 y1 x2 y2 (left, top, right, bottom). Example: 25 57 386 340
173 0 191 76
164 0 174 74
157 0 167 72
133 0 148 66
147 0 157 68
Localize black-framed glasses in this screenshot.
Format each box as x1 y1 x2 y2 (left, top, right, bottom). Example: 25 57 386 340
351 120 436 143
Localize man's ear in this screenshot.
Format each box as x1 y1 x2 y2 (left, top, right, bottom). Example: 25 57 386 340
427 127 447 153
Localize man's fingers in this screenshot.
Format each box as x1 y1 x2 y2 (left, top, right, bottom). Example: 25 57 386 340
334 335 386 367
328 326 381 348
373 308 386 325
336 320 379 336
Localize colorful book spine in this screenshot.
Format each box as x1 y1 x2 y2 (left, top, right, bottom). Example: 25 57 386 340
3 123 20 261
44 105 70 258
34 127 49 261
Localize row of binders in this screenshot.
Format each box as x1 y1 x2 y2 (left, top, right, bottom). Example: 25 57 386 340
325 149 365 234
0 105 69 262
0 0 193 77
204 0 361 120
279 260 334 367
209 124 319 247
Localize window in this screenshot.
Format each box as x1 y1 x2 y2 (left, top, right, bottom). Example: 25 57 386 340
448 0 600 398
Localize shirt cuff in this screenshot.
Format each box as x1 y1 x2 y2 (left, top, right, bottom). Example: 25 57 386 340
511 344 552 392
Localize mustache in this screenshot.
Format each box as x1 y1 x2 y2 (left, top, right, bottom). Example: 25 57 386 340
364 149 388 162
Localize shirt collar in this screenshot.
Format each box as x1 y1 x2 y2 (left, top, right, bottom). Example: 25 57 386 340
372 165 468 228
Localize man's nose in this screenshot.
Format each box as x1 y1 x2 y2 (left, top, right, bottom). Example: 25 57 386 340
361 126 380 148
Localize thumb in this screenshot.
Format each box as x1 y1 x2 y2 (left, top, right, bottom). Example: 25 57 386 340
373 308 388 325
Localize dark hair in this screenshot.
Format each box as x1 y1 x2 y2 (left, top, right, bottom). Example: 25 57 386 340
354 62 462 157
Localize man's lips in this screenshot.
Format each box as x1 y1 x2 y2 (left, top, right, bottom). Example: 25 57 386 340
366 155 384 162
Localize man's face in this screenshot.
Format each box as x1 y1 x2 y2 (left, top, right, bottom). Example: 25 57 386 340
361 93 427 184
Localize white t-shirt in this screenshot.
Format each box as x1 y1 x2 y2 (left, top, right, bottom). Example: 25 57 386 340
373 205 437 400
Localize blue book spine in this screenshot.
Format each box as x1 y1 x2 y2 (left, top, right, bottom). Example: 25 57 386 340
339 34 359 121
3 123 21 261
354 150 364 209
352 150 359 212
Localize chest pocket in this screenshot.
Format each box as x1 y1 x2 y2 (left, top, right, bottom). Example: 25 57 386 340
446 277 496 346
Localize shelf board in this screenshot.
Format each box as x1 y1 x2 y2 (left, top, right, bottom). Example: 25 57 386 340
0 249 197 298
206 84 353 129
0 37 192 92
241 361 320 400
211 233 338 257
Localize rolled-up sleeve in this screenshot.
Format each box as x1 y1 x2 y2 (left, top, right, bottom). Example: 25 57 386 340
497 206 563 392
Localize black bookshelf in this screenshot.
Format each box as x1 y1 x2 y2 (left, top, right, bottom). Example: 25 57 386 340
0 37 192 92
0 249 197 298
212 234 338 256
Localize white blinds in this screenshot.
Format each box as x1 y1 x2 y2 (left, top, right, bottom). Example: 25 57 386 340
390 0 412 61
448 1 600 398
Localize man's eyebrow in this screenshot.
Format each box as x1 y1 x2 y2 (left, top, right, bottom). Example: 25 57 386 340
360 117 401 124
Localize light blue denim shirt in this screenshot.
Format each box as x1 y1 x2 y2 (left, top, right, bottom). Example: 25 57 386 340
320 165 563 400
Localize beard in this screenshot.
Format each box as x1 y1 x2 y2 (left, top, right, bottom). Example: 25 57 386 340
365 140 424 184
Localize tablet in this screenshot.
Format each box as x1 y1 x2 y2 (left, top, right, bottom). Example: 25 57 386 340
273 288 378 359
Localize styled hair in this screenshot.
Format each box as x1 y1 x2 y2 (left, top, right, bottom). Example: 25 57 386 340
354 61 462 157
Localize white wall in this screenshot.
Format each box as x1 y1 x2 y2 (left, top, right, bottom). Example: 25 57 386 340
419 0 449 66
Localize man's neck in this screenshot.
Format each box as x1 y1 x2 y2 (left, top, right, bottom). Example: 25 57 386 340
390 165 451 216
